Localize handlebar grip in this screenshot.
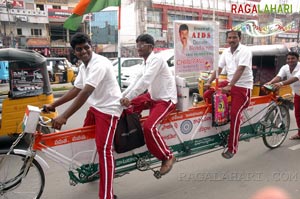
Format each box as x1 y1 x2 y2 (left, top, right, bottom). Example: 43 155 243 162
42 105 56 113
263 84 275 92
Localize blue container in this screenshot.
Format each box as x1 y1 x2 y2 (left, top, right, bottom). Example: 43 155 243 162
0 61 9 81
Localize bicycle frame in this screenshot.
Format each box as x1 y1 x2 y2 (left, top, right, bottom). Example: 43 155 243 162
32 93 282 178
1 90 291 199
33 125 99 184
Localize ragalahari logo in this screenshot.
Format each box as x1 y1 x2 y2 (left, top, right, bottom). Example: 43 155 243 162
231 3 293 14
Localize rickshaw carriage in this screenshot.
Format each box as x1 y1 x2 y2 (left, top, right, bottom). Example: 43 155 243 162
33 76 293 183
0 74 293 199
0 48 56 137
5 41 293 185
0 83 293 199
0 59 294 199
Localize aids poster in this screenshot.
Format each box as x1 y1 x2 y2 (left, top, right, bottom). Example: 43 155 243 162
174 21 219 79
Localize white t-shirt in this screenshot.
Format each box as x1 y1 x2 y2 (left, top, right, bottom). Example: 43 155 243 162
122 52 177 104
219 44 253 89
277 63 300 95
74 52 123 116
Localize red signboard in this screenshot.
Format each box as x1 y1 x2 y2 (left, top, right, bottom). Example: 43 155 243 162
0 0 24 8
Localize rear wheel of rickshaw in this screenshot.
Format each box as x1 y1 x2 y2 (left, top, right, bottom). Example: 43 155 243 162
262 104 290 149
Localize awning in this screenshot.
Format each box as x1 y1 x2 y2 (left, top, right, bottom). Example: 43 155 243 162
26 38 50 47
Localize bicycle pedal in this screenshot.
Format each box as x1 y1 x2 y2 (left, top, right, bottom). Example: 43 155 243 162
69 179 77 186
153 170 161 179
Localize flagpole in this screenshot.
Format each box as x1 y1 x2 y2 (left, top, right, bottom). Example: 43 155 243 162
89 13 92 38
117 3 122 87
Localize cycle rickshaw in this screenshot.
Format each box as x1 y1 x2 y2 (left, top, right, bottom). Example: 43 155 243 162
0 71 293 198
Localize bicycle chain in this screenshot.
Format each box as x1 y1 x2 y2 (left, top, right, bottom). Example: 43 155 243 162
6 131 26 155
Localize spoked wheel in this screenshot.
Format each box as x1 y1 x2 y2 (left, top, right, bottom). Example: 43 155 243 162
262 104 290 149
0 151 45 199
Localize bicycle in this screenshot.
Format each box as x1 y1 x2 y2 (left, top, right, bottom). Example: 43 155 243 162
250 85 292 148
0 108 97 199
0 85 293 198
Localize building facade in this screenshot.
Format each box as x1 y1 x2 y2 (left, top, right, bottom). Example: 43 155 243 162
0 0 85 60
0 0 299 60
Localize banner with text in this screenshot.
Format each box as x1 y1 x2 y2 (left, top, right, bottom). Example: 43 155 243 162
174 20 219 78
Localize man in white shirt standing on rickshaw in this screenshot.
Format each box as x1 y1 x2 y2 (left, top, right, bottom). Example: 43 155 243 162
204 30 253 159
120 34 177 175
265 51 300 140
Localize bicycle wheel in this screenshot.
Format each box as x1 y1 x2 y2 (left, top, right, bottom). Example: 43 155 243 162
0 151 45 199
262 104 290 149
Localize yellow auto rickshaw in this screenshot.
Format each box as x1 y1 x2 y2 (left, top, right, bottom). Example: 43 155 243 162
0 48 56 137
46 57 77 84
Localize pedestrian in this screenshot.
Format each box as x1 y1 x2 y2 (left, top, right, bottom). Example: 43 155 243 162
203 30 253 159
265 51 300 140
44 32 121 199
120 33 177 175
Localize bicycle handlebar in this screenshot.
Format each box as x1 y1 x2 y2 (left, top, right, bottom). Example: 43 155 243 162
39 107 53 127
39 116 52 127
42 105 56 113
263 84 276 92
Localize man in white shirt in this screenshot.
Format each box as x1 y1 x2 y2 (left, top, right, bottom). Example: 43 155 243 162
204 30 253 159
45 33 122 199
120 34 177 176
265 51 300 140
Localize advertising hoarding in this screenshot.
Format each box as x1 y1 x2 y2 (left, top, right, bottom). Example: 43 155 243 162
174 20 219 79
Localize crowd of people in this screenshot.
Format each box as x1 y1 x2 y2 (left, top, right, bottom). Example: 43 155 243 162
44 30 299 198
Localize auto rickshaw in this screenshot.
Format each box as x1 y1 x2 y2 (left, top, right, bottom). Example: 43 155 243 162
0 48 56 137
0 61 9 83
46 57 77 84
197 44 293 99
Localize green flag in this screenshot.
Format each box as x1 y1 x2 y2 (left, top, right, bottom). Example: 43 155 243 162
64 0 121 31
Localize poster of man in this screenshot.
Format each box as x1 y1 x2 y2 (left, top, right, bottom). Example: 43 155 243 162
174 21 219 79
178 24 190 55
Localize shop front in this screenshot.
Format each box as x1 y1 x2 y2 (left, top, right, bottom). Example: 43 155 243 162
26 38 51 57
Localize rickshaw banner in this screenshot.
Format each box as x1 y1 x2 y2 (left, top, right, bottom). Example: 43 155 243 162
174 21 219 76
